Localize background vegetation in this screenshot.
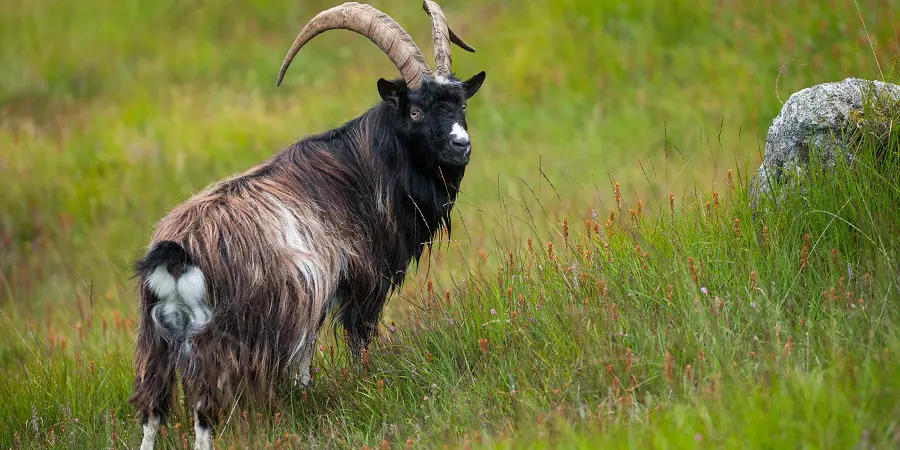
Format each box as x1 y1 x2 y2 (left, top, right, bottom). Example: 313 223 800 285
1 0 898 448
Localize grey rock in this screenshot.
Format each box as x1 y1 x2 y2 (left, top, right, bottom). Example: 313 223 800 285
751 77 900 206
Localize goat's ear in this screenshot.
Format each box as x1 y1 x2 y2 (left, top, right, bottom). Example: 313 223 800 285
462 71 486 99
377 78 405 110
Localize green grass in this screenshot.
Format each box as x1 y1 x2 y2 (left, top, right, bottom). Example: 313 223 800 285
2 0 900 448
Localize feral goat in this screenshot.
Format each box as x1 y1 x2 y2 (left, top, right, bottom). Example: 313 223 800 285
130 1 486 449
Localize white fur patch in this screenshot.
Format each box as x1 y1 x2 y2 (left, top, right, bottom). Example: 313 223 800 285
434 75 458 85
140 415 161 450
194 410 213 450
270 198 325 292
287 332 308 368
148 263 211 344
178 267 210 329
147 266 177 299
450 123 469 143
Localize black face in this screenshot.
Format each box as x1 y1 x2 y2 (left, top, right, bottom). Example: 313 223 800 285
377 71 486 169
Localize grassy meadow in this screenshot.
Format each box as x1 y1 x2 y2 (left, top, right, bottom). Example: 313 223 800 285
2 0 899 447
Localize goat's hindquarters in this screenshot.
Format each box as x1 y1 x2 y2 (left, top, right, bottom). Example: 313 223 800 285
130 241 215 450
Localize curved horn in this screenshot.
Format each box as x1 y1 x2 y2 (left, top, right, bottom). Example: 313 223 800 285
277 2 432 89
422 0 475 77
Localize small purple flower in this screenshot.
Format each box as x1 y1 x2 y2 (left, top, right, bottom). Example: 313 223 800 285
700 286 709 295
490 308 497 316
389 324 396 333
694 433 703 442
848 264 854 280
314 367 319 373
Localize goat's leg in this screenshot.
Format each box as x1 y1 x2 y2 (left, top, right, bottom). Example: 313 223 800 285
192 409 215 450
139 412 162 450
181 342 221 450
130 330 176 450
182 378 217 450
291 330 318 388
339 303 378 364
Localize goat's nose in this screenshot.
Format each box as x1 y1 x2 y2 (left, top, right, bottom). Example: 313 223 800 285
451 135 471 149
450 123 471 150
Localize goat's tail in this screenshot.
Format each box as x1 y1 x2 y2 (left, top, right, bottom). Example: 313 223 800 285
135 240 212 344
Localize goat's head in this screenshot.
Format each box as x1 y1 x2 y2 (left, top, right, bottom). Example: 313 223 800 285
276 1 487 169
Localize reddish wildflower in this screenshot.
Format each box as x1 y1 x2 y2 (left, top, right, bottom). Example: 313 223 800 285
727 169 734 192
608 303 619 322
593 221 600 235
669 193 675 215
750 270 758 291
800 233 811 270
427 280 433 298
361 347 370 369
563 218 570 244
666 285 673 303
614 182 622 211
698 349 705 364
733 218 741 238
445 289 451 308
426 351 433 362
665 352 673 383
783 336 794 357
378 379 385 393
762 225 770 247
637 199 643 217
705 201 711 215
547 242 554 260
713 192 720 209
178 424 188 450
528 238 534 256
625 348 633 372
406 438 414 450
609 209 615 223
688 257 699 283
479 338 489 355
832 248 839 269
382 440 390 450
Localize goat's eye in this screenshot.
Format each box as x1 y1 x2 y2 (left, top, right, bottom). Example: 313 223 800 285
462 103 467 112
410 107 423 121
